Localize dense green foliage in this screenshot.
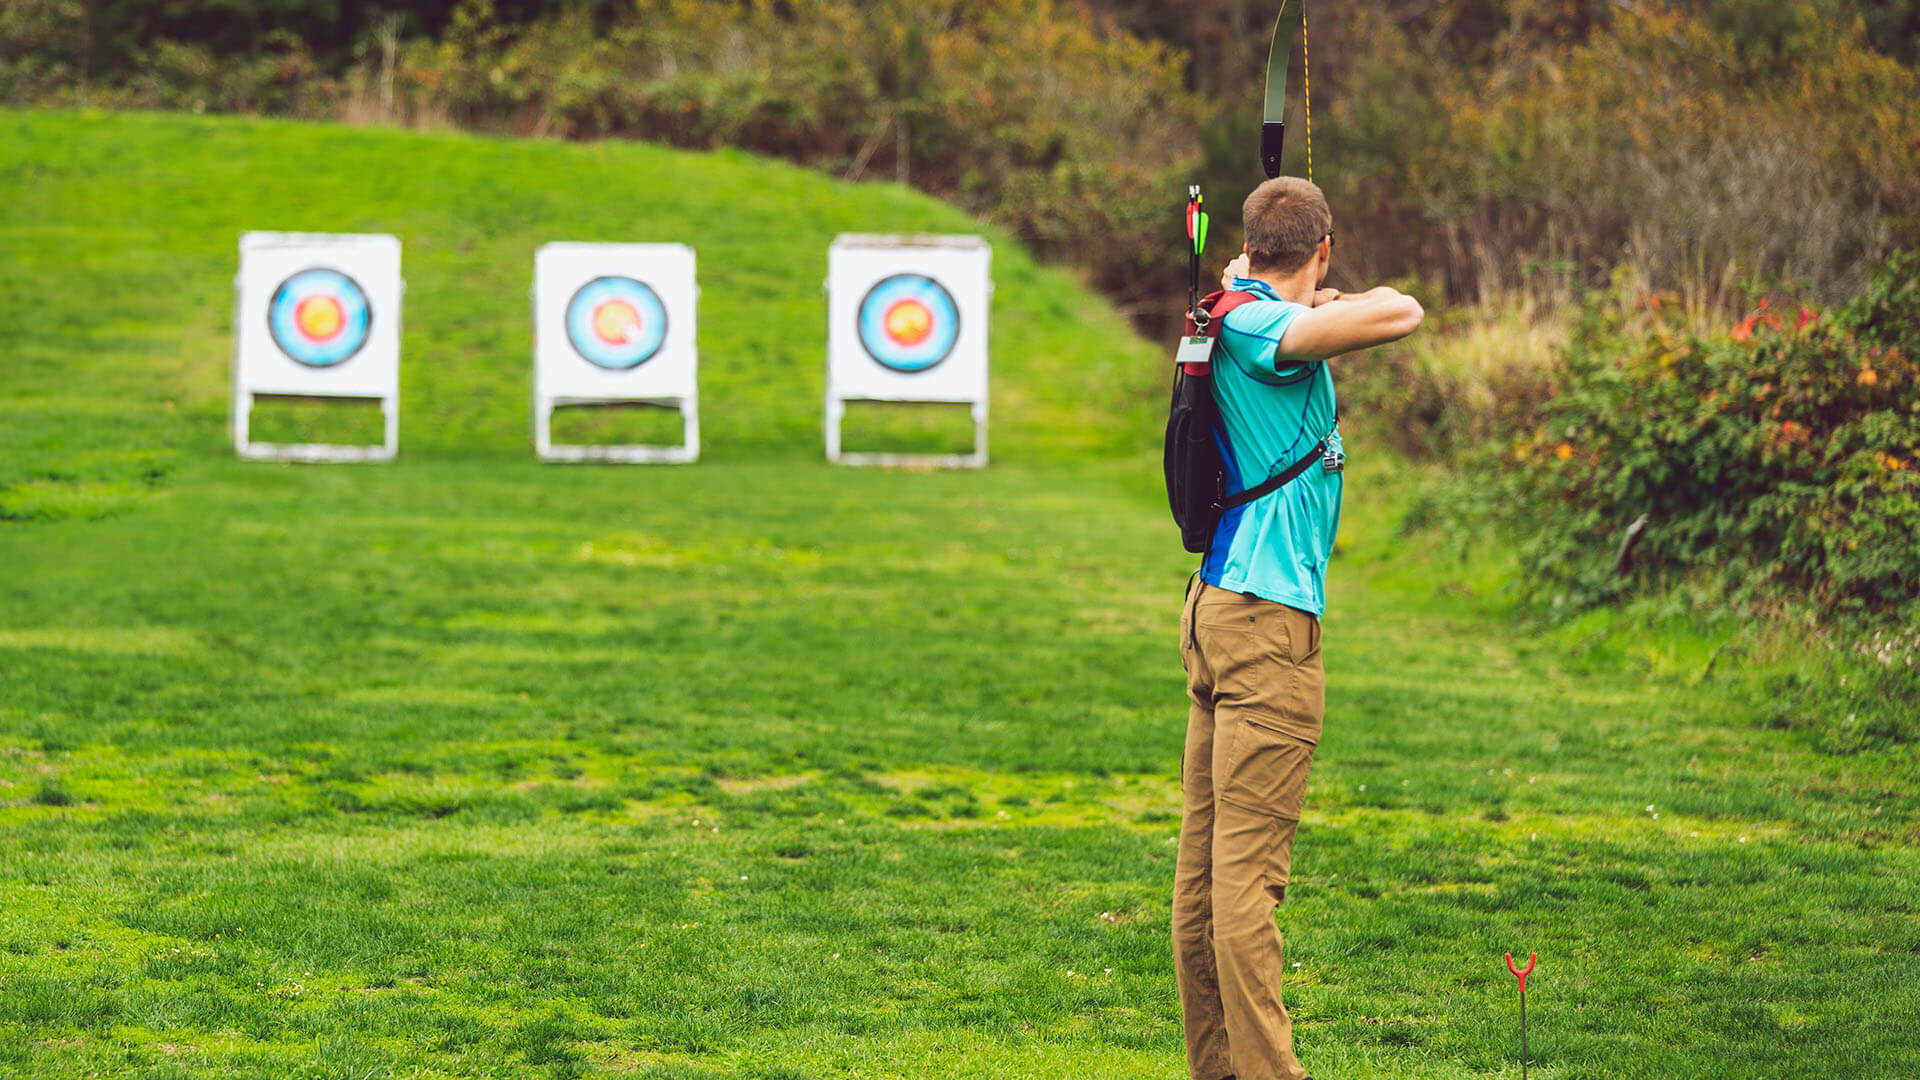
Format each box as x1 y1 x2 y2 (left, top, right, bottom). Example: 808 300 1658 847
1134 0 1920 309
6 1 1916 332
5 113 1919 1080
1496 253 1920 619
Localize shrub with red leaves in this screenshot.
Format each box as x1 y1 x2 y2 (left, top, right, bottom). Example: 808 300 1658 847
1496 251 1920 617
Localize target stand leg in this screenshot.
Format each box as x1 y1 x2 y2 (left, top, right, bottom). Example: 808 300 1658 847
966 399 988 469
825 395 846 465
536 395 699 465
380 395 399 462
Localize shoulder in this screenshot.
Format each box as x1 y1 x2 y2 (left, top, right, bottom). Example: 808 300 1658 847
1221 297 1308 347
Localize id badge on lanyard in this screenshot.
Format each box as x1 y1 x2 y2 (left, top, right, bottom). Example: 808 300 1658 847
1174 335 1215 373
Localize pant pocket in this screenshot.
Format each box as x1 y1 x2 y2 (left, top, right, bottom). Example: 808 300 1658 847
1221 712 1317 821
1195 600 1291 705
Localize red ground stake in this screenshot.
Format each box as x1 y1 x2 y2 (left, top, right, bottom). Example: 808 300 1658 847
1505 952 1537 1079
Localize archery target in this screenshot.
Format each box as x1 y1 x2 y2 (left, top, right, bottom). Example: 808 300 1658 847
232 232 403 460
857 274 959 373
826 234 990 407
268 268 372 367
566 276 669 370
533 243 699 461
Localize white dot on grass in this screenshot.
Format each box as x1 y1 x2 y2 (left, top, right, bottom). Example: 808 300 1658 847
740 875 747 881
1292 961 1301 968
1739 836 1749 843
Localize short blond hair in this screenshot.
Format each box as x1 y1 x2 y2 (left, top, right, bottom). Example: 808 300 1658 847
1243 177 1332 274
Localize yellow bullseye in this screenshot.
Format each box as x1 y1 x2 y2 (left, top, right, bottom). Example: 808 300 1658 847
592 300 641 345
294 294 345 342
884 299 934 347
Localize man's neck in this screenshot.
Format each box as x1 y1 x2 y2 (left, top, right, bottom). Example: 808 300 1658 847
1240 268 1318 306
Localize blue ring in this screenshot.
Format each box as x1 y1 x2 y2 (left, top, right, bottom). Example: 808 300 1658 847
857 274 960 373
268 269 371 368
566 277 669 370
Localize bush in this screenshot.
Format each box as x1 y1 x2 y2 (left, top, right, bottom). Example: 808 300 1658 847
1491 251 1920 618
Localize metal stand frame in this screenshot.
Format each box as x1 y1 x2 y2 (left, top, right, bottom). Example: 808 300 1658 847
534 394 699 464
232 391 398 463
824 395 987 470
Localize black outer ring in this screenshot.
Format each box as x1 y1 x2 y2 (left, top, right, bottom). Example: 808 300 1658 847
268 267 372 369
856 274 960 374
566 276 669 370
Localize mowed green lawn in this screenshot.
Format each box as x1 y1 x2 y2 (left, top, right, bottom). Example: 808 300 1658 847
3 110 1917 1079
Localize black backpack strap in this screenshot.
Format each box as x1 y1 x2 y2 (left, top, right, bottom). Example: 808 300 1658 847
1219 438 1327 511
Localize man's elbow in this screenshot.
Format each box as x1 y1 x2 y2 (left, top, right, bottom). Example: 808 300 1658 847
1386 294 1425 340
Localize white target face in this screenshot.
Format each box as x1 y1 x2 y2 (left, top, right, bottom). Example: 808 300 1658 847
233 232 402 400
534 242 698 406
827 236 990 407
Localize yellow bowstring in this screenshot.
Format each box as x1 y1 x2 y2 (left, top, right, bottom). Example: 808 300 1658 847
1302 0 1314 184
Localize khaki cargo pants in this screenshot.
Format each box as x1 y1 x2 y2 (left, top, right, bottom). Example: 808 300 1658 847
1174 582 1325 1080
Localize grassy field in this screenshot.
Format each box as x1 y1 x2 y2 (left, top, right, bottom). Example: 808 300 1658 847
3 109 1918 1079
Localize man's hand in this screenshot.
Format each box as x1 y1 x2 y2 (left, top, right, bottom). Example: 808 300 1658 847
1312 287 1342 307
1220 254 1251 292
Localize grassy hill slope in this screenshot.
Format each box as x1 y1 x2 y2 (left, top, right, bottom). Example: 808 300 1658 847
1 108 1158 520
2 110 1917 1080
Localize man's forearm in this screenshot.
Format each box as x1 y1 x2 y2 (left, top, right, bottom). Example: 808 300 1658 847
1322 286 1405 306
1282 286 1425 359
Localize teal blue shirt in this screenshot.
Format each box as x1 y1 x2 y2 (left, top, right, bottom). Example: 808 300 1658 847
1200 278 1343 617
